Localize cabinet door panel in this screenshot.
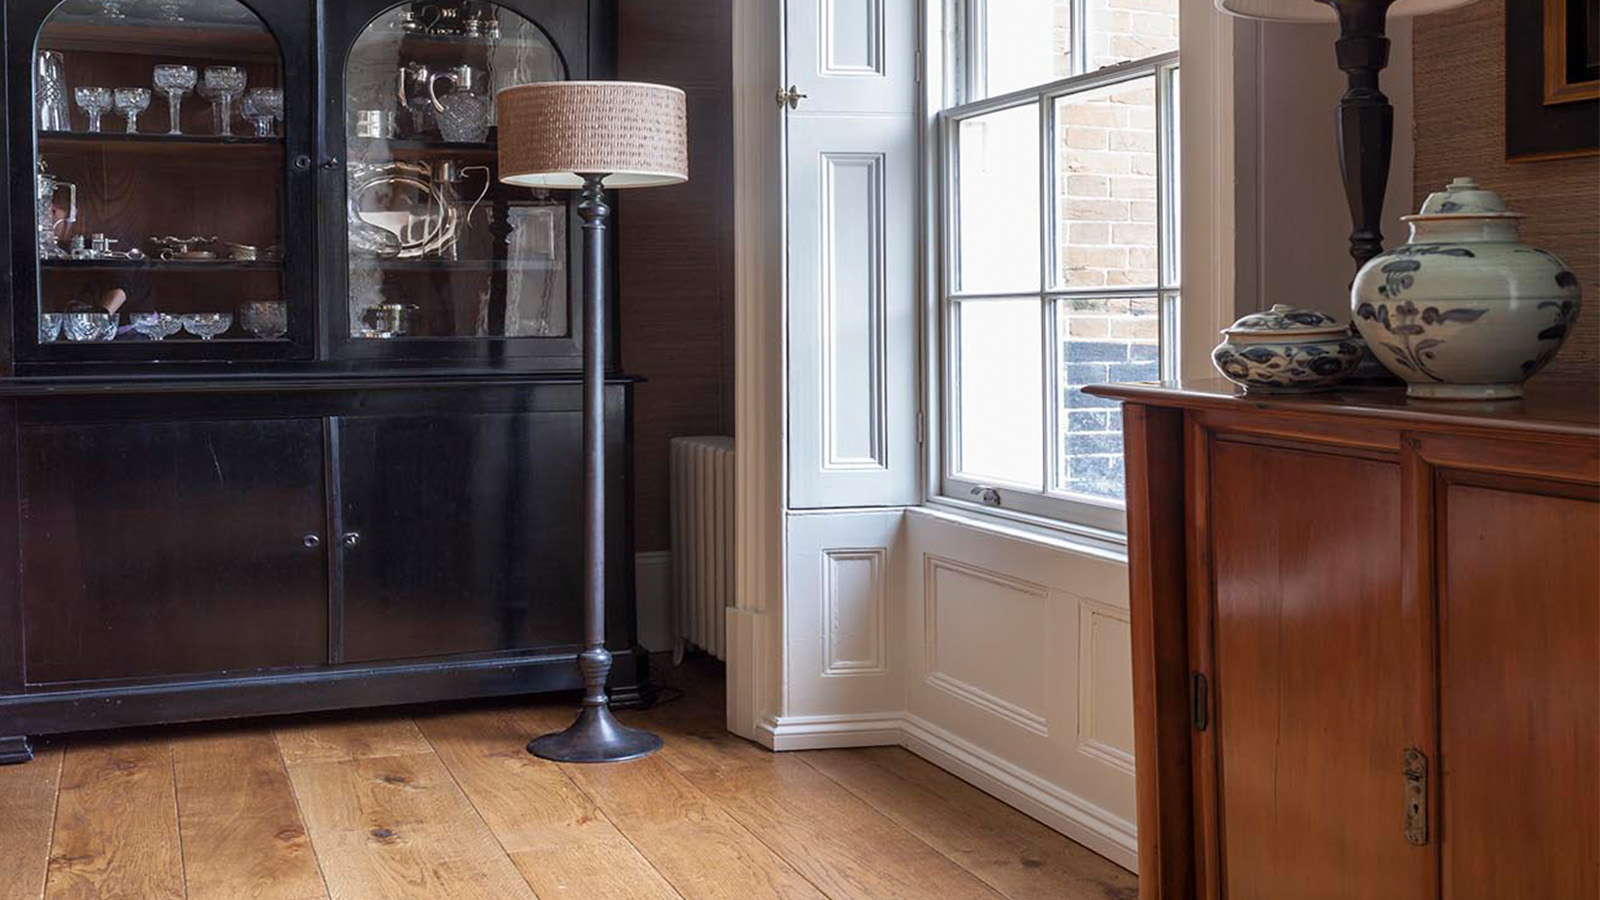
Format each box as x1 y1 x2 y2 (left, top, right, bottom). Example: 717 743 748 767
1208 440 1417 899
1440 483 1598 900
335 409 606 662
19 418 328 683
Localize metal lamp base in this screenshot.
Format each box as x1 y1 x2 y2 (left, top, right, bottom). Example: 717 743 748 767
528 704 663 763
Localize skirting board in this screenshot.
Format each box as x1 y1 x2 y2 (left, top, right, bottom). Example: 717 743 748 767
635 551 672 653
901 714 1138 873
758 713 905 751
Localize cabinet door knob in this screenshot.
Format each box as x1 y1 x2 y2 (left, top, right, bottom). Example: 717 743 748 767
322 156 342 170
776 85 807 109
342 532 361 548
292 154 312 171
302 534 322 549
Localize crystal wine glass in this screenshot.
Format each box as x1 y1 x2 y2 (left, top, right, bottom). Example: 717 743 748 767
153 65 197 135
181 312 232 341
113 87 151 134
202 67 247 136
131 311 183 341
73 87 113 133
242 87 283 137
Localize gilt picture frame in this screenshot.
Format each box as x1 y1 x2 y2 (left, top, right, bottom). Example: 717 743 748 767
1507 0 1600 160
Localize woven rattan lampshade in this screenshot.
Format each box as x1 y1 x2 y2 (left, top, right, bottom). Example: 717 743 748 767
496 81 687 190
1215 0 1477 22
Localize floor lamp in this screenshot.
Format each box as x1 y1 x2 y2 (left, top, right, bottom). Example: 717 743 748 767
1215 0 1479 270
497 81 688 763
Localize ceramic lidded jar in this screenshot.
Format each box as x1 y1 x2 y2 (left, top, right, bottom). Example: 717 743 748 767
1211 304 1363 393
1351 177 1583 400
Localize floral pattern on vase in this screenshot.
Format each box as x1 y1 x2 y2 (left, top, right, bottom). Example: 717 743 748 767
1211 303 1363 394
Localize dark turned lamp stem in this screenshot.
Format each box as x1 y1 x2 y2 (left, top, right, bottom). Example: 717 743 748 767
527 175 662 763
1326 0 1397 269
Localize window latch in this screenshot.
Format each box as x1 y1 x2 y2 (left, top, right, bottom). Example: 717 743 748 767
970 486 1002 507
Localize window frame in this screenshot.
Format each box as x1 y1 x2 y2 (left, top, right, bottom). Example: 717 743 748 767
934 4 1181 536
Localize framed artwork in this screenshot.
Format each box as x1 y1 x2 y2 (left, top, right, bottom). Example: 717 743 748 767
1507 0 1600 160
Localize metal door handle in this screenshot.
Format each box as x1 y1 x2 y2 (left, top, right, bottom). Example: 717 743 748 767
776 85 807 109
342 532 361 548
302 534 321 549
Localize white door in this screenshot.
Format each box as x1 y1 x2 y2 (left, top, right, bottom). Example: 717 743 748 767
785 0 920 509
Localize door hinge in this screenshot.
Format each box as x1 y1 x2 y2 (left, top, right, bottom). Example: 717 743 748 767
1191 671 1209 732
1403 748 1428 846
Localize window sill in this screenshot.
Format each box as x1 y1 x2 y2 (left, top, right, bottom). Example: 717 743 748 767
911 499 1129 565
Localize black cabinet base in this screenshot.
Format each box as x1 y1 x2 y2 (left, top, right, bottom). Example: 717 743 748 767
0 735 33 765
0 646 651 754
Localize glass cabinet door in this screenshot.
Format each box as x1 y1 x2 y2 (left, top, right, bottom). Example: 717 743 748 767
16 0 313 363
338 2 572 354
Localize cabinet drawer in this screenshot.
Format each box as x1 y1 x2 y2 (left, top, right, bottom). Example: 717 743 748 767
19 417 329 684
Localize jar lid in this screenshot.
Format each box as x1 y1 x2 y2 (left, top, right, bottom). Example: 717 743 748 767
1222 304 1347 338
1414 177 1519 217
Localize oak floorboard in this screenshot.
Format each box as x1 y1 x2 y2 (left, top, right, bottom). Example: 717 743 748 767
273 717 434 767
171 730 330 900
283 749 538 900
510 707 825 900
414 708 682 900
43 739 184 900
801 748 1137 900
0 743 63 900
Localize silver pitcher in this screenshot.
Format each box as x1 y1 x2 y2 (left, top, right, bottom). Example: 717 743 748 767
36 51 70 132
36 161 77 260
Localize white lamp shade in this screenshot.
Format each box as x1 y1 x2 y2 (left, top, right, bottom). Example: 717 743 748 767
1215 0 1479 23
497 80 688 190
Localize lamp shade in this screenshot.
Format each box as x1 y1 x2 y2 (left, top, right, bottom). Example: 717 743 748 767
496 81 687 190
1215 0 1478 23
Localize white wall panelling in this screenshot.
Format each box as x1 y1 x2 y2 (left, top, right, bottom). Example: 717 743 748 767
789 0 915 113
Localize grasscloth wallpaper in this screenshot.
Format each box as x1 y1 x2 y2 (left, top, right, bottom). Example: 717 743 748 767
1413 0 1599 382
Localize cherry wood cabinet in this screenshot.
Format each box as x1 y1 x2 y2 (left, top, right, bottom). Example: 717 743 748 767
1088 379 1599 900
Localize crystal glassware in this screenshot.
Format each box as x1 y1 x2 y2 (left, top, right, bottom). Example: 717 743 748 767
241 87 283 137
153 65 197 135
74 86 113 134
202 66 247 136
63 311 118 342
39 313 64 343
36 52 70 132
97 0 131 17
152 0 192 22
131 311 183 341
239 301 288 339
181 312 232 340
113 87 151 134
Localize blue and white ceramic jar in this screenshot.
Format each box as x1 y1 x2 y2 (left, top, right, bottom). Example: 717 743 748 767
1351 177 1583 400
1212 304 1363 393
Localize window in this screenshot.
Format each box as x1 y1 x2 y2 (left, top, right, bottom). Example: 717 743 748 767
938 0 1180 533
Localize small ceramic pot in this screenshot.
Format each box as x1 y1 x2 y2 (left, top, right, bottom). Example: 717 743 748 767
1351 177 1583 401
1212 304 1363 394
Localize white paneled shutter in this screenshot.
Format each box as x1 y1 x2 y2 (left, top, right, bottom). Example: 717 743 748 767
785 0 920 509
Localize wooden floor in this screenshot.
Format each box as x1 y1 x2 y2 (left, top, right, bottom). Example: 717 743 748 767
0 660 1135 900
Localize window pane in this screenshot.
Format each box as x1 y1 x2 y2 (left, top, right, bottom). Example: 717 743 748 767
957 299 1043 487
981 0 1074 97
1055 295 1158 499
1054 76 1158 289
1164 67 1181 287
956 105 1041 294
1085 0 1179 70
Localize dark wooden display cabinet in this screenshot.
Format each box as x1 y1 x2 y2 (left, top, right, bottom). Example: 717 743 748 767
0 0 645 765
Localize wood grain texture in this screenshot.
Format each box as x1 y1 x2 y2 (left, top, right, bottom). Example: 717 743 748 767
44 740 183 900
273 718 435 767
1439 481 1599 900
618 0 736 552
1208 440 1416 898
802 747 1137 900
0 743 63 900
170 731 328 900
1414 0 1600 381
282 751 538 900
413 708 681 900
651 718 1006 900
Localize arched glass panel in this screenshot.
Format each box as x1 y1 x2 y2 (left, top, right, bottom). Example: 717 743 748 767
344 4 566 340
34 0 288 348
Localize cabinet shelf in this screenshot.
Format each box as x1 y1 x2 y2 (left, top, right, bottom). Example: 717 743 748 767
41 259 282 272
348 136 497 160
40 133 284 157
358 259 530 272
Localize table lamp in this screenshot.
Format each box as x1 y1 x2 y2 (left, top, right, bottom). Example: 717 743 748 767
1215 0 1480 269
498 80 688 762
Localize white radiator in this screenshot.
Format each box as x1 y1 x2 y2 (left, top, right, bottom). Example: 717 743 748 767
670 436 735 661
